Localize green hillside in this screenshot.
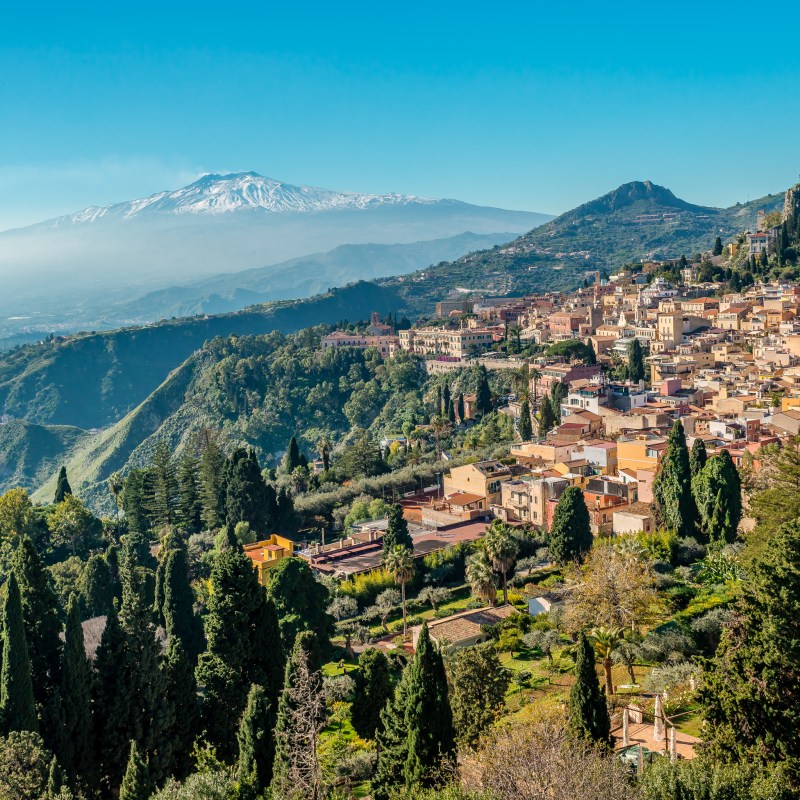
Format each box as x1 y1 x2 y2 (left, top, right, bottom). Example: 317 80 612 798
0 419 89 492
383 180 784 312
0 280 405 430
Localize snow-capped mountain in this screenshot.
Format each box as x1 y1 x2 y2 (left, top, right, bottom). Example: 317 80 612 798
0 171 551 338
50 172 440 226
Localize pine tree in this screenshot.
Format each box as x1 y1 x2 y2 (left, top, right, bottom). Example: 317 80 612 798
652 420 696 538
373 623 454 798
238 683 275 797
53 466 72 504
119 741 151 800
147 441 177 526
162 546 204 663
692 450 741 543
383 504 413 553
57 595 93 784
627 338 645 383
518 398 533 441
569 632 610 745
0 573 37 734
199 434 227 529
12 537 62 724
701 519 800 774
690 437 707 477
162 637 199 780
196 536 285 759
548 486 592 565
351 648 392 740
475 366 492 416
122 469 152 537
176 452 203 534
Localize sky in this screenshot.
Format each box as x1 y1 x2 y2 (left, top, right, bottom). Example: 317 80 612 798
1 1 800 230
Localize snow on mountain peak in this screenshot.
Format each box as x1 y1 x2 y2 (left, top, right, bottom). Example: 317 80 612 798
52 172 440 225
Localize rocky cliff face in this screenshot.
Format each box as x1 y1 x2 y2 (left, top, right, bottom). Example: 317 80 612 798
783 184 800 232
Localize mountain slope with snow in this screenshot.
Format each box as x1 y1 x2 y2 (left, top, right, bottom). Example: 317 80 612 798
39 172 443 226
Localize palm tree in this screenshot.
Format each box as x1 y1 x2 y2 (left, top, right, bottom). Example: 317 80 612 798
589 626 625 696
465 551 497 606
384 545 415 639
484 521 520 605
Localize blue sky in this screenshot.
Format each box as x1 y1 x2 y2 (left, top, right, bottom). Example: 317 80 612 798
1 1 799 230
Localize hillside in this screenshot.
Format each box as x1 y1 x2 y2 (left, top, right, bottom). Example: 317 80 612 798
101 231 516 324
383 180 785 312
0 419 89 492
0 281 405 430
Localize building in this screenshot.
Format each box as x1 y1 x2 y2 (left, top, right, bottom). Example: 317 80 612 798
244 535 296 585
320 331 400 357
746 232 770 255
410 605 517 651
443 460 515 507
617 433 667 473
499 475 569 527
399 326 496 358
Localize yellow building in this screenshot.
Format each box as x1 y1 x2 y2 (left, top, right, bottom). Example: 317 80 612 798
244 535 295 585
616 433 667 473
443 460 515 507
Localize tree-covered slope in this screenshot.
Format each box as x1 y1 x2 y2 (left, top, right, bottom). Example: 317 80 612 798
384 181 785 312
0 281 406 430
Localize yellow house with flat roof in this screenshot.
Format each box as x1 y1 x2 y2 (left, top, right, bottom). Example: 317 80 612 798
244 535 295 585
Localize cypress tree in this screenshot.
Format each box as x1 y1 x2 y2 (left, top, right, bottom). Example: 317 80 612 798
79 552 114 618
692 450 742 543
270 632 324 798
58 595 93 784
383 504 412 553
447 397 456 423
196 536 284 758
475 366 492 416
548 486 592 565
373 623 455 798
12 537 62 727
176 452 203 534
652 419 696 538
538 394 557 434
0 573 37 734
627 338 645 383
119 741 151 800
442 383 451 415
518 398 533 441
713 236 723 256
456 393 465 423
284 436 302 473
690 437 708 477
162 546 204 663
163 637 199 780
95 544 170 788
351 647 392 740
237 683 275 797
701 519 800 773
54 466 72 504
226 448 273 533
568 632 610 745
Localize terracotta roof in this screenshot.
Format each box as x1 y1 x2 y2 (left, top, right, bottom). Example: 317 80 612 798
425 605 516 645
445 492 485 506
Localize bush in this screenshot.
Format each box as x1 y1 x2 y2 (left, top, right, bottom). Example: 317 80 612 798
339 568 396 606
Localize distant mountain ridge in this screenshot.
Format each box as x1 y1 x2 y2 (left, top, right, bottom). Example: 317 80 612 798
33 171 441 228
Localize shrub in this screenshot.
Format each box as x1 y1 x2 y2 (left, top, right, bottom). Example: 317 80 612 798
339 568 395 606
